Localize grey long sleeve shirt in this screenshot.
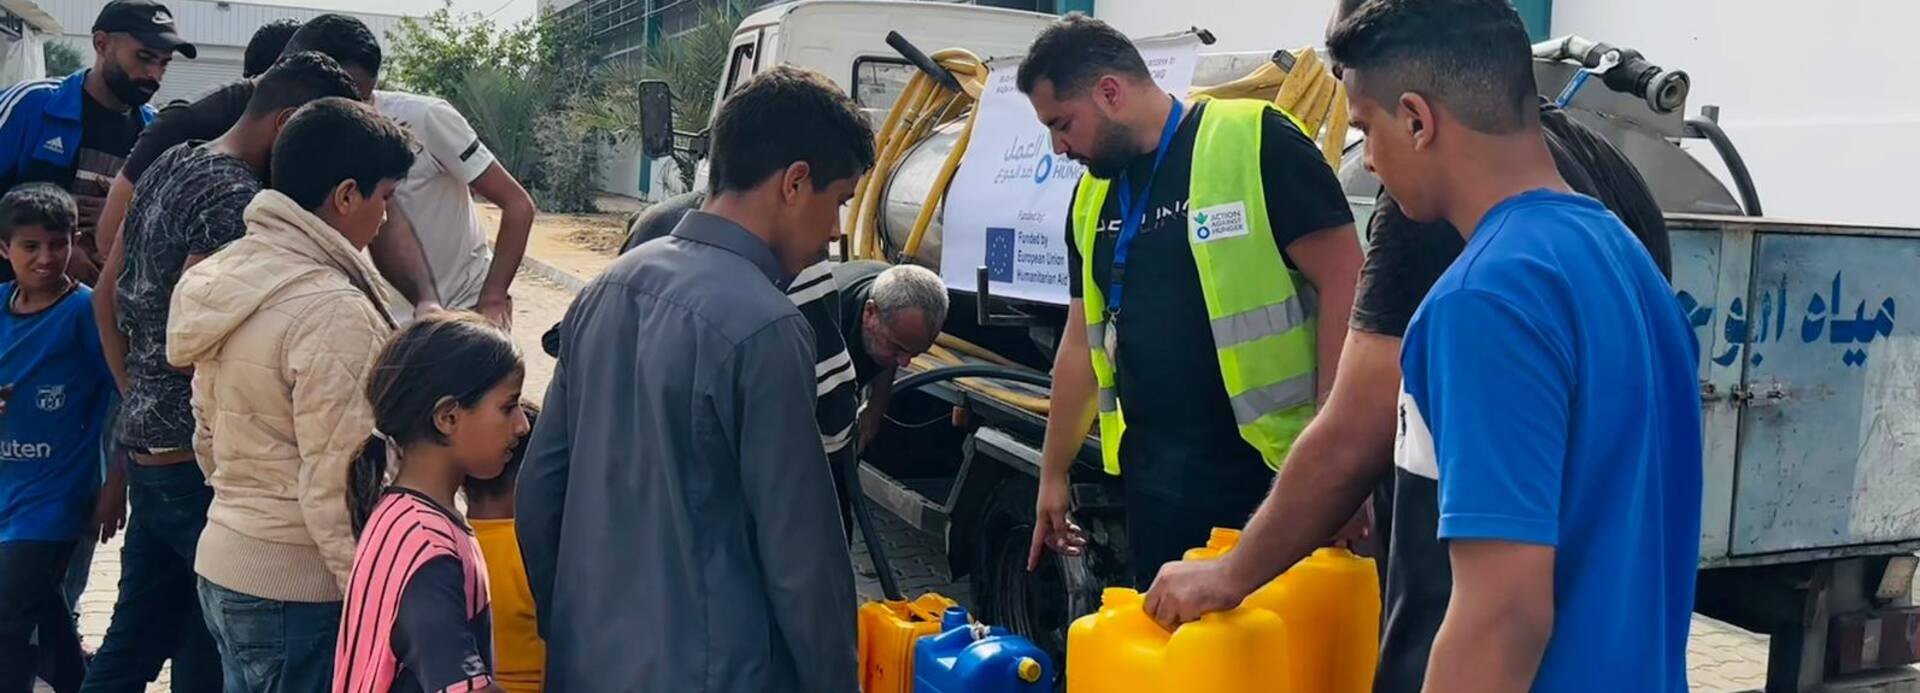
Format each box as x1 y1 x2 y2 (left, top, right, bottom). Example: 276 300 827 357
517 211 858 692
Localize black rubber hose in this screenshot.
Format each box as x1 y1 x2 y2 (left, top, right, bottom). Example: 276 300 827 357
886 31 964 95
1685 118 1764 217
849 364 1051 602
842 442 903 602
892 364 1055 393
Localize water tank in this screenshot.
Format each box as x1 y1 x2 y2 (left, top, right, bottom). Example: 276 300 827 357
876 120 967 268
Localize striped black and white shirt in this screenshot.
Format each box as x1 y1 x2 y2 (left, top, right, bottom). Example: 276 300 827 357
788 260 860 459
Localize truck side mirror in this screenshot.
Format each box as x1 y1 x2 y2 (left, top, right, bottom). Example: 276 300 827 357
639 80 675 160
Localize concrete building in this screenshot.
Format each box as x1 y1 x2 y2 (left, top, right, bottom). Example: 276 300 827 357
0 0 62 84
47 0 407 105
538 0 800 200
539 0 773 65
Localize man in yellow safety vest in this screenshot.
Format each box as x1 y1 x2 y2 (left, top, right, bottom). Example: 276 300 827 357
1018 14 1364 588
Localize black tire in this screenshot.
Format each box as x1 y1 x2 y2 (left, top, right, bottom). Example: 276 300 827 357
969 477 1104 667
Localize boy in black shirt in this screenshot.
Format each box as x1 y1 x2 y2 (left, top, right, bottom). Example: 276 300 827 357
80 53 359 693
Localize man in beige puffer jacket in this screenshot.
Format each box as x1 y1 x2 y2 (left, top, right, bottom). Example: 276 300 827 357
166 97 415 692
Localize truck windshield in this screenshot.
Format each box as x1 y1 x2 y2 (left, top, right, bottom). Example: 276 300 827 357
853 58 914 113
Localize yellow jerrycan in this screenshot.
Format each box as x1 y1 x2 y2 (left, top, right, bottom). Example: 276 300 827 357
1182 527 1381 693
858 592 958 693
1067 587 1290 693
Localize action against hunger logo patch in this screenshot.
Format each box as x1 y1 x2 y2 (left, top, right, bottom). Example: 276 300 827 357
1191 201 1249 243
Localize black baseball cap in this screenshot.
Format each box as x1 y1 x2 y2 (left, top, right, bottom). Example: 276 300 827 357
92 0 198 59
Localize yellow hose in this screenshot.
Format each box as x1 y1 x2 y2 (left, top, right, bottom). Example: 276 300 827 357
848 49 988 261
935 333 1020 368
856 46 1352 416
911 344 1055 415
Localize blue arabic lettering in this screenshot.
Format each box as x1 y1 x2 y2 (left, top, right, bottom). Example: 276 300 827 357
1796 272 1897 366
1678 272 1896 369
1715 297 1747 367
1677 290 1713 329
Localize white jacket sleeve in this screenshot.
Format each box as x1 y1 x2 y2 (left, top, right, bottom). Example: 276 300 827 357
285 297 390 591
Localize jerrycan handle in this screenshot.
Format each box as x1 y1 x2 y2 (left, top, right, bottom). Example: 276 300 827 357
1101 588 1143 609
1206 527 1241 551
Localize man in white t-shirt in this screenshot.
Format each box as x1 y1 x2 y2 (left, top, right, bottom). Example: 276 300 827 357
374 89 535 328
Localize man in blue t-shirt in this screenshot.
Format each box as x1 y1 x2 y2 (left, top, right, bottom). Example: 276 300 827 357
0 185 114 692
1327 1 1702 691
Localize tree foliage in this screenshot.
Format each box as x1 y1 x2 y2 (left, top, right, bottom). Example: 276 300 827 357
532 113 601 213
382 3 537 98
569 1 743 190
43 42 83 77
450 67 548 183
384 2 603 212
384 0 747 207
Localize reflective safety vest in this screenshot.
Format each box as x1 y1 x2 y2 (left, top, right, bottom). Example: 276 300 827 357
1072 98 1317 475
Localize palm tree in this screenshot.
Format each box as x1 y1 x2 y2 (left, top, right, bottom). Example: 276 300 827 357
452 67 551 183
571 0 744 190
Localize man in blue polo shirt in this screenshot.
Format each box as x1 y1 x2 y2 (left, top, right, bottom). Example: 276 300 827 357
1327 0 1702 690
0 0 193 284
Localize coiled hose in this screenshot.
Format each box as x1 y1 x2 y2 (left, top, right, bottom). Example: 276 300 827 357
848 48 989 262
860 46 1353 417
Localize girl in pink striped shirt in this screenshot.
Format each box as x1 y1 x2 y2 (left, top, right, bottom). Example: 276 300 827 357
332 314 531 693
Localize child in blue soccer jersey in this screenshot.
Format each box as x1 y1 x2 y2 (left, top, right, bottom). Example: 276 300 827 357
0 184 113 693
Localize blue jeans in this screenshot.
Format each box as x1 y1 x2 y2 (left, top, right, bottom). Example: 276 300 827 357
196 579 340 693
77 463 221 693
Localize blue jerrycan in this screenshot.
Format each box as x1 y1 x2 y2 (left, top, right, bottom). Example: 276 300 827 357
912 606 1054 693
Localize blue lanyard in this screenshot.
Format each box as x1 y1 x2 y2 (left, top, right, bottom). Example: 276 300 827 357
1108 97 1185 317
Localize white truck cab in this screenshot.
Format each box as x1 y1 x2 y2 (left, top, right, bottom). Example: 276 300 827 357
689 0 1056 190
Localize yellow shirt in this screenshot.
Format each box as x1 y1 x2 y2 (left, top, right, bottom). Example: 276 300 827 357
472 518 545 693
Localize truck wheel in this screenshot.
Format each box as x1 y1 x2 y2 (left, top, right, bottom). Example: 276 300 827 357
970 477 1102 662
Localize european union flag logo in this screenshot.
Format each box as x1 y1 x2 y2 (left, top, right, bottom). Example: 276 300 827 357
985 227 1016 283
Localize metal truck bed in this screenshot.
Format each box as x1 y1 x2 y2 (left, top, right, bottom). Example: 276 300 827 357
1669 215 1920 568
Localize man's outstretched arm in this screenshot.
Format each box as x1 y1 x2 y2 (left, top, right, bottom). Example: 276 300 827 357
471 162 535 330
368 206 444 315
1146 329 1400 627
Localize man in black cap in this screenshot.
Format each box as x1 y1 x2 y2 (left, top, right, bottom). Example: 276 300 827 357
0 0 194 285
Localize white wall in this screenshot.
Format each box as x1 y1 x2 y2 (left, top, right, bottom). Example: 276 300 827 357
1090 0 1339 54
596 138 650 199
50 0 406 52
51 0 408 103
595 138 686 203
1552 0 1917 226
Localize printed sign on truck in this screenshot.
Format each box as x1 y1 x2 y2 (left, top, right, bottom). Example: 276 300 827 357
941 34 1203 305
